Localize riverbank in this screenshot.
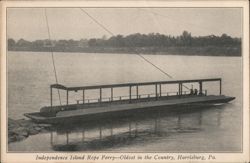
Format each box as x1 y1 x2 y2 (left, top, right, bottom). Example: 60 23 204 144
9 46 241 56
8 118 51 144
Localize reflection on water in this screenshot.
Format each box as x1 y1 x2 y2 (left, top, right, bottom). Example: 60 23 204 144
9 104 241 152
49 106 223 151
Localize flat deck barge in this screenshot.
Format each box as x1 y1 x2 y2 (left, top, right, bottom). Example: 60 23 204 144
24 78 235 124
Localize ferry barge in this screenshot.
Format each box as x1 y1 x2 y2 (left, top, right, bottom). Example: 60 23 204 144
24 78 235 124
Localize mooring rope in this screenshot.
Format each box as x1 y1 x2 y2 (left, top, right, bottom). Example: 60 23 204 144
44 9 62 105
79 8 193 90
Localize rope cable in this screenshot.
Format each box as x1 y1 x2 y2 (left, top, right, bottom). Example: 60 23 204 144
44 9 62 105
139 9 193 90
80 8 115 36
79 8 174 80
79 8 192 90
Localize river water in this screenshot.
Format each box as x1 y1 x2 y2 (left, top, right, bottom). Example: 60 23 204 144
7 51 242 152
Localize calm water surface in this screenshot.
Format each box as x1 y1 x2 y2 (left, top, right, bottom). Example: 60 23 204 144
8 51 242 152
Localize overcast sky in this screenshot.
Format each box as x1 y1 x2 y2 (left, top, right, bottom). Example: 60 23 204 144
7 8 242 41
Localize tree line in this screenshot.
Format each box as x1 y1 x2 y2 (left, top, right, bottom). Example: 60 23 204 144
88 31 240 47
8 31 241 56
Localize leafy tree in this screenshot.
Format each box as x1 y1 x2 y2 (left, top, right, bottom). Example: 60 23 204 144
180 31 192 46
16 38 31 47
88 38 97 47
8 38 16 50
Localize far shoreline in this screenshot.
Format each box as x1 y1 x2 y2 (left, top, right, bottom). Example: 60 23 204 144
8 46 241 57
8 50 242 58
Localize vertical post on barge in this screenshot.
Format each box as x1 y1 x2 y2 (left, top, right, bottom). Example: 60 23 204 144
136 85 139 99
219 79 222 95
199 81 203 95
178 83 182 96
159 84 162 97
129 86 132 103
66 90 69 105
178 83 180 95
82 89 85 104
100 88 102 102
50 86 53 107
180 83 183 95
111 87 113 101
155 84 158 100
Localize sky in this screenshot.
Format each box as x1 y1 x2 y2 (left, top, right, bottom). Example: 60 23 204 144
7 8 242 41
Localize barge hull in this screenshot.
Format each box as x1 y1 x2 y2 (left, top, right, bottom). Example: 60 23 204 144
24 95 235 124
